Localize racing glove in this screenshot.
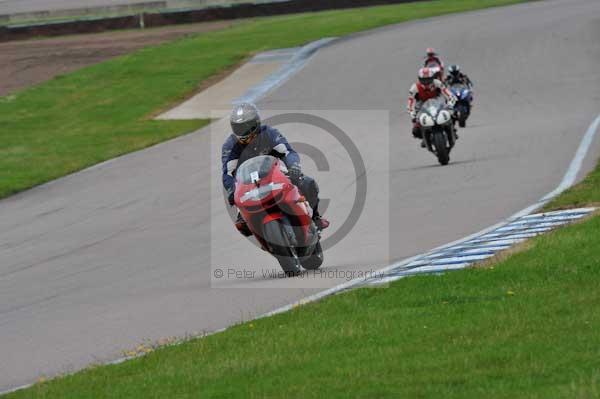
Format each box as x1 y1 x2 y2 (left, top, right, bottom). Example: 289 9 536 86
447 96 457 109
288 164 302 186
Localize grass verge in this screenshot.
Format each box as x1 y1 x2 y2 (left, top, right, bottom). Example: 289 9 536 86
545 159 600 211
0 0 527 199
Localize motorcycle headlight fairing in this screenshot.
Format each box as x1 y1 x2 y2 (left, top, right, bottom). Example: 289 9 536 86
437 110 451 125
419 113 435 127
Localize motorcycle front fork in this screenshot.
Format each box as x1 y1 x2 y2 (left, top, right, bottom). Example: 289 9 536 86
446 125 456 148
423 127 454 151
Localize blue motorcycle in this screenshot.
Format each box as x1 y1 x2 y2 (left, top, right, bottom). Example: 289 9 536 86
449 84 473 128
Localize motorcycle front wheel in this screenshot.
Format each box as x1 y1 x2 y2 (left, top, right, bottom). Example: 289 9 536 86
300 241 324 270
432 131 450 165
262 219 302 276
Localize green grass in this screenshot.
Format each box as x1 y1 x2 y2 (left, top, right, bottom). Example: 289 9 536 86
0 0 527 199
545 159 600 211
7 212 600 398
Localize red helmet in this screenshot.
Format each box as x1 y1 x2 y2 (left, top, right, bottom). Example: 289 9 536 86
418 67 435 87
426 47 437 57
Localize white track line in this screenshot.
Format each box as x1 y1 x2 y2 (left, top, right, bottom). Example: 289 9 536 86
234 38 337 105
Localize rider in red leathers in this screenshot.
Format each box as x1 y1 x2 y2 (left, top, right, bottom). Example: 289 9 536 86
423 47 445 80
407 67 456 147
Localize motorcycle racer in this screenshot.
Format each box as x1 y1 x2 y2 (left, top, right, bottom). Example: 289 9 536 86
445 64 473 88
222 103 329 236
423 47 445 79
407 67 457 146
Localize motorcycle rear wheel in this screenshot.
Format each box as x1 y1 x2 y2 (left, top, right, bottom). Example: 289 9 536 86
262 219 302 276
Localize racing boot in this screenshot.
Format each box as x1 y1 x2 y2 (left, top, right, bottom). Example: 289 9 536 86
412 120 426 148
313 210 330 231
412 119 422 139
235 212 252 237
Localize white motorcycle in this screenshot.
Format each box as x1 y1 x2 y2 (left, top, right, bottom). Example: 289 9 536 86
417 97 456 165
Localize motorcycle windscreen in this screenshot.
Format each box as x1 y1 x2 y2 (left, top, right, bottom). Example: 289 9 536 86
453 84 470 98
450 84 467 96
450 83 468 91
421 97 447 117
236 155 278 184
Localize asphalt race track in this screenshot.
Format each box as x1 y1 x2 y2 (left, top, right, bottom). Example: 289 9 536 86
2 0 600 391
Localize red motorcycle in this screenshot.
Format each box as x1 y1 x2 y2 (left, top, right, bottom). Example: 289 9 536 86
234 155 324 276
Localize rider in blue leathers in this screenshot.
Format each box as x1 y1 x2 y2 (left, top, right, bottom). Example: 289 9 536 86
445 64 473 88
222 103 329 236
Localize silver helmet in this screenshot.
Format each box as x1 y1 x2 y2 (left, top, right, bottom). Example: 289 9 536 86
230 102 261 144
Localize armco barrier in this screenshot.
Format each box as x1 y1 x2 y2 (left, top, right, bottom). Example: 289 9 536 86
1 1 166 25
0 15 141 42
0 0 426 42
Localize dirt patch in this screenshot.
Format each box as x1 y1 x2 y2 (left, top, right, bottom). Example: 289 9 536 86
0 20 234 96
